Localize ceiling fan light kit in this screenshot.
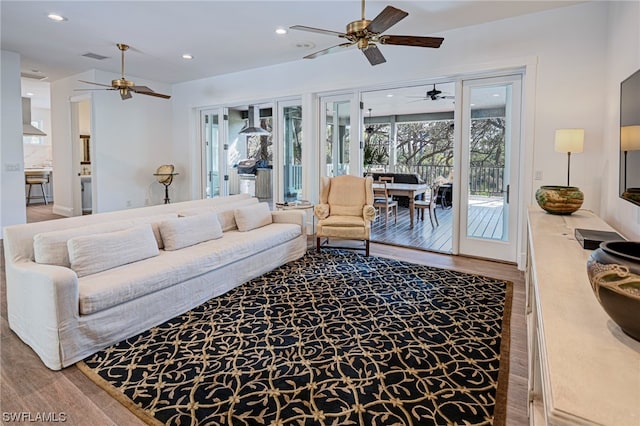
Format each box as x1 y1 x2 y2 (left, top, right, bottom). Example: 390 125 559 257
291 0 443 66
76 43 171 101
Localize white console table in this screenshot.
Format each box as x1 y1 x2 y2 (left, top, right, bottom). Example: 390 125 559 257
526 207 640 425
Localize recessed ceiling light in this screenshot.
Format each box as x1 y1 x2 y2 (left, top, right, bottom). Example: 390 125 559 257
492 93 500 97
47 13 67 22
275 28 287 35
182 54 194 60
25 92 34 97
386 94 394 98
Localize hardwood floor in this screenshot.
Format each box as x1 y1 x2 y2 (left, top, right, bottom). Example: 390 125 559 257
26 203 65 223
1 207 527 425
371 195 505 253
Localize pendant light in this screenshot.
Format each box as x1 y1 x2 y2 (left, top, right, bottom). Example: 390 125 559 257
239 106 270 135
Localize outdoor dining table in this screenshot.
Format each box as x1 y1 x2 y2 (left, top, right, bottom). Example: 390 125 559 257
376 182 429 227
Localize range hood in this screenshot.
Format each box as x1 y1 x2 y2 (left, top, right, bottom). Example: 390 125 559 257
238 106 269 135
22 97 46 136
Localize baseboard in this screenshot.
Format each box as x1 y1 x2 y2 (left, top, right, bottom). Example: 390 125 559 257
52 204 74 217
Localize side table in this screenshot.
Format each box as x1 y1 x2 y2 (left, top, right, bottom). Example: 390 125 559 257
275 201 315 248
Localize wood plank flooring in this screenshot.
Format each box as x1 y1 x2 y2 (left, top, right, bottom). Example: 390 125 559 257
371 196 505 253
1 206 527 426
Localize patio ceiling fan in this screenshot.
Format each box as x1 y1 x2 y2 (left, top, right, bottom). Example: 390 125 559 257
76 43 171 101
408 84 455 101
290 0 444 66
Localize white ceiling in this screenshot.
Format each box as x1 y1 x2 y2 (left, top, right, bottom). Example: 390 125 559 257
3 0 583 85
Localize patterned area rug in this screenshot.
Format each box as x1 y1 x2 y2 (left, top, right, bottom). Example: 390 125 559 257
77 250 512 426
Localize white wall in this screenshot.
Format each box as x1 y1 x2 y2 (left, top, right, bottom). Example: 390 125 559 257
170 1 626 267
172 2 610 216
51 69 173 215
601 1 640 240
1 50 26 229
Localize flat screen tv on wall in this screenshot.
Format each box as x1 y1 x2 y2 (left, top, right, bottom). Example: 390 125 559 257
620 68 640 206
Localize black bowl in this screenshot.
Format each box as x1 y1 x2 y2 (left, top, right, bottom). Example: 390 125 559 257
586 241 640 341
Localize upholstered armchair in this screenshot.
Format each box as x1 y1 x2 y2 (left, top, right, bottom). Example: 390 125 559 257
314 175 376 256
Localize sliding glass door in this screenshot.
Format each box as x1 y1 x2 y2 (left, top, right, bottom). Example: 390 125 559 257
458 74 522 262
320 94 357 178
201 108 226 198
278 100 304 202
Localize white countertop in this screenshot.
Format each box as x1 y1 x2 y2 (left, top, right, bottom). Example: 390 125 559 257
528 207 640 425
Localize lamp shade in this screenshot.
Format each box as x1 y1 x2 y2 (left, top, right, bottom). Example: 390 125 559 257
555 128 584 153
621 125 640 151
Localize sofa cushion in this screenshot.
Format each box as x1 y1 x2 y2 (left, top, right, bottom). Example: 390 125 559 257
159 213 223 251
234 202 272 231
33 214 177 267
78 223 301 315
68 224 160 277
35 222 131 268
178 197 259 232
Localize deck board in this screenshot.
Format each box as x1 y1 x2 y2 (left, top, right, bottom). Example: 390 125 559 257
371 196 504 252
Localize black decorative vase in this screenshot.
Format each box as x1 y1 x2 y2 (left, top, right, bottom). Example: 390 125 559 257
586 241 640 341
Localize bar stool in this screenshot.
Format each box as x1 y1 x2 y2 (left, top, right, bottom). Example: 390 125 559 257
25 171 50 206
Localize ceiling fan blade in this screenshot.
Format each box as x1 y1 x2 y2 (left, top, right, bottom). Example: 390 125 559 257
304 42 354 59
366 6 408 34
380 35 444 48
78 79 113 88
131 85 153 92
362 45 386 66
290 25 346 38
132 87 171 99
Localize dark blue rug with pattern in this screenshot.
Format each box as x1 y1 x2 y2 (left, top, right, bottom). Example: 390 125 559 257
78 250 512 426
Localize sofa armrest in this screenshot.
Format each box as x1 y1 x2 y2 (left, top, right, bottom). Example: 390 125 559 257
5 260 79 370
271 210 306 232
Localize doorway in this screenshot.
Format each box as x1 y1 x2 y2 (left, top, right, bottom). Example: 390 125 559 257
319 94 359 178
70 97 93 216
458 74 522 262
360 82 456 253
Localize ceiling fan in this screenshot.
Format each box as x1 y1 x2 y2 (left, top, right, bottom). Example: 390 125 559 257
290 0 444 66
408 84 455 101
76 43 171 100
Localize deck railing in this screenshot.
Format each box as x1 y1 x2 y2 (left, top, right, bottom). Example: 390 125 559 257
383 164 505 196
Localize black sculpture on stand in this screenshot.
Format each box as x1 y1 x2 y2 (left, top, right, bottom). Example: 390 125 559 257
153 164 178 204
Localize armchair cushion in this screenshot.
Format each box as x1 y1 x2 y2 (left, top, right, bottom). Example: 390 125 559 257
319 215 366 227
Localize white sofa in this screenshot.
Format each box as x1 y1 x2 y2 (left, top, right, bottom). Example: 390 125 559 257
3 194 307 370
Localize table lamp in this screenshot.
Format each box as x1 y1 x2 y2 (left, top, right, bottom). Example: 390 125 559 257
535 128 585 215
554 128 584 187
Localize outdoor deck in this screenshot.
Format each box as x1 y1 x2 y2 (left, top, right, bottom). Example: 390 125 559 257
371 196 504 253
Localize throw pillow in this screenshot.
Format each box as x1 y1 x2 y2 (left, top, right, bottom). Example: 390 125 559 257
67 224 159 277
179 208 238 232
159 212 223 251
34 222 130 267
234 202 273 232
